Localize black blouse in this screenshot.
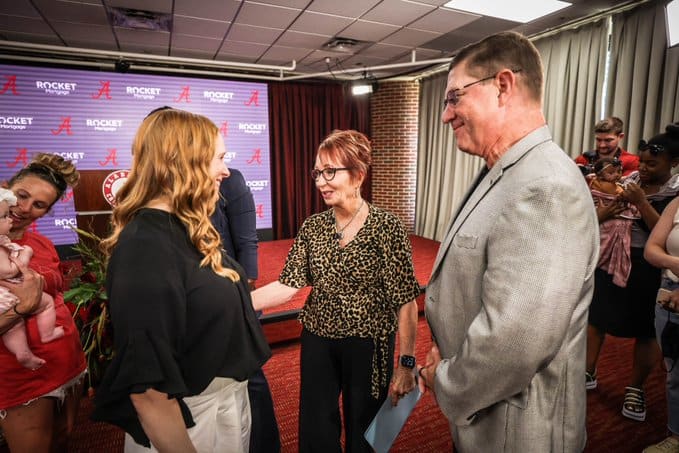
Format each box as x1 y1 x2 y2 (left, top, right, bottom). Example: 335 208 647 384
92 208 270 447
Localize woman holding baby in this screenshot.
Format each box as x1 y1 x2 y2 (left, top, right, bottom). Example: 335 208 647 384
0 153 86 452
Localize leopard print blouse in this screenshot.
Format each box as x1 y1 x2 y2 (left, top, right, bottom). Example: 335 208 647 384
280 203 420 397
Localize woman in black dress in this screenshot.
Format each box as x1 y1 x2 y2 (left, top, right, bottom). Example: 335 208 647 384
92 108 270 452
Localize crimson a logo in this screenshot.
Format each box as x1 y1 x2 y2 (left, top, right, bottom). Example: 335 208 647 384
102 170 129 206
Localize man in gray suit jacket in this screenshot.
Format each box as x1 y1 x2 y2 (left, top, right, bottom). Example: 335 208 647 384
419 31 599 452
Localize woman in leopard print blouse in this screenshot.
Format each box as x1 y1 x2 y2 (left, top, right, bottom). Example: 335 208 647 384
252 129 420 452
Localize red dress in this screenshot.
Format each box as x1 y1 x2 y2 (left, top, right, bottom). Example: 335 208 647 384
0 231 86 409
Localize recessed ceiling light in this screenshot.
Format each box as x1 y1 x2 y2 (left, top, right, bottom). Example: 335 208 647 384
443 0 572 23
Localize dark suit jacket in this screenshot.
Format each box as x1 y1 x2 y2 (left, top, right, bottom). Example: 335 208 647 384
211 168 259 279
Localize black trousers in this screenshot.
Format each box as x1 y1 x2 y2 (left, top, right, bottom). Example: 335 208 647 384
248 368 280 453
298 328 394 453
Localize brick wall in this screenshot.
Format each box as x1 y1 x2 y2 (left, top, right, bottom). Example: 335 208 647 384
370 80 420 232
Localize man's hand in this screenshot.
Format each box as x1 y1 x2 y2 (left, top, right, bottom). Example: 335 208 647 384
417 343 442 395
389 365 416 406
0 257 44 315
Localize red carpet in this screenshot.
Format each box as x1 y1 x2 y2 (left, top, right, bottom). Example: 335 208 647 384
0 236 671 452
2 317 666 453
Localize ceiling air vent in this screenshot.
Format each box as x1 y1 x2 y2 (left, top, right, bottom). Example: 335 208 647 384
108 7 172 32
324 37 363 54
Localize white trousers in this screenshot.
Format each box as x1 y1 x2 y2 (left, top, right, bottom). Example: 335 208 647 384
124 377 251 453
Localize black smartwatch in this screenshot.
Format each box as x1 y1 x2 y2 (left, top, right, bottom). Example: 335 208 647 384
400 355 416 369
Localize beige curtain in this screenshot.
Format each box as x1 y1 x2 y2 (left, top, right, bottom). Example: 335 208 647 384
415 21 608 240
414 72 484 240
660 38 679 128
533 19 609 157
607 1 673 148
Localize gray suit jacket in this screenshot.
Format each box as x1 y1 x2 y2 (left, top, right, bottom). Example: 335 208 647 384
425 126 599 452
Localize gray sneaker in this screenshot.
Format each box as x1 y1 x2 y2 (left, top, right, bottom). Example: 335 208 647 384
642 436 679 453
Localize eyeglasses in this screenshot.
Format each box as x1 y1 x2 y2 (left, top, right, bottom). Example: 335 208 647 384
639 139 665 155
443 68 522 109
311 167 352 181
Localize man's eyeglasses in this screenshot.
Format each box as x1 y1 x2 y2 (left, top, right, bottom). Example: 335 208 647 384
311 167 352 182
639 139 665 155
443 68 522 109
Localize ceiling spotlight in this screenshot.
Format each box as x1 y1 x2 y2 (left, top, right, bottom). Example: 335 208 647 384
352 72 378 96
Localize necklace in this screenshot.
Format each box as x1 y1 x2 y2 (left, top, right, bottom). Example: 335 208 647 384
334 199 365 240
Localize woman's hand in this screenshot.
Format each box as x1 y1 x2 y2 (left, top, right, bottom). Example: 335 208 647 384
621 182 646 206
0 257 44 315
389 365 416 406
660 288 679 313
596 200 626 223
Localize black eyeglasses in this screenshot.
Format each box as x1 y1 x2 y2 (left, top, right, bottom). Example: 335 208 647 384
639 139 665 155
311 167 352 181
443 68 522 109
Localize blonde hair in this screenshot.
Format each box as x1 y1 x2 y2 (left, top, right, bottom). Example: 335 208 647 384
101 108 238 282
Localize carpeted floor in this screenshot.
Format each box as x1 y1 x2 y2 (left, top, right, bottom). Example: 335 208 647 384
1 315 668 453
0 235 670 452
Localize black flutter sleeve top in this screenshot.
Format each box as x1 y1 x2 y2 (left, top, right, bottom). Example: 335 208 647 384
92 208 271 447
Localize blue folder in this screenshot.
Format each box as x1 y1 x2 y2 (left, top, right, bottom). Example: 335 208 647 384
364 386 422 452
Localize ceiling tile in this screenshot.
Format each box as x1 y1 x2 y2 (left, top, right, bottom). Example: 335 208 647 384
0 30 63 45
382 27 440 47
171 34 222 55
360 42 411 59
254 0 311 7
217 40 269 59
409 7 479 33
120 42 168 55
173 16 230 40
107 0 173 13
410 0 451 5
170 47 217 60
289 11 354 36
0 0 40 18
31 0 108 25
341 20 400 42
421 15 517 51
413 46 449 59
0 14 56 35
115 28 170 50
362 0 436 27
228 23 282 45
276 30 330 48
236 2 301 29
174 0 240 22
307 0 382 19
50 21 117 47
260 45 314 64
301 49 357 65
340 54 389 69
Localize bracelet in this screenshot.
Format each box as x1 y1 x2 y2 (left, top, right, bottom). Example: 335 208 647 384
12 304 28 317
